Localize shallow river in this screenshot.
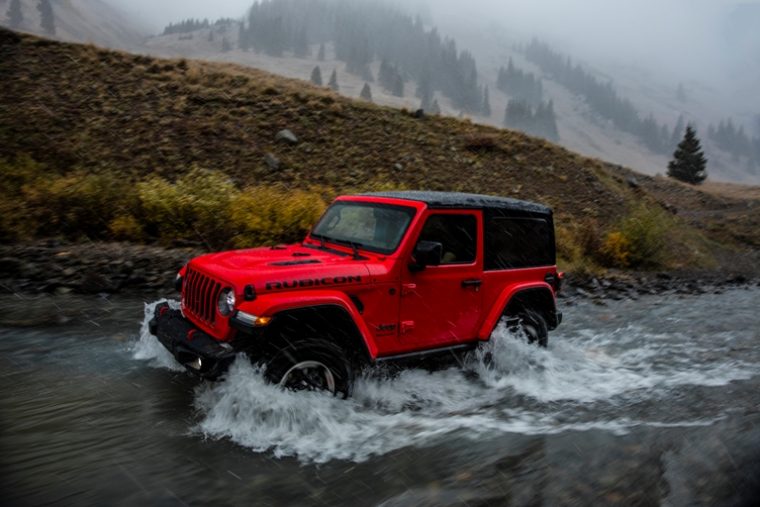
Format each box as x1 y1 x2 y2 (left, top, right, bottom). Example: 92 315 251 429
1 288 759 506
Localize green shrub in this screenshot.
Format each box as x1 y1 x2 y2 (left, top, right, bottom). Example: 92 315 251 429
22 170 137 239
602 204 673 268
600 231 632 268
229 186 326 248
137 167 238 247
109 214 143 241
555 218 605 275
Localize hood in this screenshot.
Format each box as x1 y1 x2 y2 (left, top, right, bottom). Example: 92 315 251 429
187 244 373 294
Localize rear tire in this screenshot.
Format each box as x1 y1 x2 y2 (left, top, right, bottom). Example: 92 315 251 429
264 338 354 398
507 309 548 347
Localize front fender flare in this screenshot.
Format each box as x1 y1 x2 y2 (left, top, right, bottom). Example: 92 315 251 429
235 290 378 359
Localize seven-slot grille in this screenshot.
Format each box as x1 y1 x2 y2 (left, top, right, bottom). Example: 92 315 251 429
183 267 223 325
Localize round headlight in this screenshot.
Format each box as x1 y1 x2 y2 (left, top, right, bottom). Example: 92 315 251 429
217 288 236 316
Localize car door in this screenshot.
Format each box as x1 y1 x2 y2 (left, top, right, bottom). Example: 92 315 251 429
398 209 483 351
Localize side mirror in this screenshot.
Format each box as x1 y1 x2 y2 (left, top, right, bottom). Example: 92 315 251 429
409 240 442 272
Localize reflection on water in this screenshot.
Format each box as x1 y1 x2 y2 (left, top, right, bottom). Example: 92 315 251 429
1 289 759 505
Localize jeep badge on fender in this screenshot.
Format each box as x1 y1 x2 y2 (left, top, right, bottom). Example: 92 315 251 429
150 191 563 397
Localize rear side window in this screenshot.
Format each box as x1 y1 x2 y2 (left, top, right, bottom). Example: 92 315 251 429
485 217 555 270
418 214 477 265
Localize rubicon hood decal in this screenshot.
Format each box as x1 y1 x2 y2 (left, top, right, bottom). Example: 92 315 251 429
265 274 363 291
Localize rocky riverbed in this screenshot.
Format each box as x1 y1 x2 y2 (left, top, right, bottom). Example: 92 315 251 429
0 240 756 299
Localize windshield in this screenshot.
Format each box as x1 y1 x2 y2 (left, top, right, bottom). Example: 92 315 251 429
310 201 416 254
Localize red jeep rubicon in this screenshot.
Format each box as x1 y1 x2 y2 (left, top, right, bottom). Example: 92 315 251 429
150 191 562 396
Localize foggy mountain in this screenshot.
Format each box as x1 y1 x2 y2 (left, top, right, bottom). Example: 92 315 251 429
0 0 147 50
3 0 759 184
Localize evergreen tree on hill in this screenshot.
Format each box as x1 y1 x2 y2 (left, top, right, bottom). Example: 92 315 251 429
328 69 339 91
391 74 404 97
317 43 326 61
37 0 55 35
7 0 22 29
293 27 309 58
482 86 491 117
238 22 250 50
668 125 707 185
360 82 372 101
310 66 323 86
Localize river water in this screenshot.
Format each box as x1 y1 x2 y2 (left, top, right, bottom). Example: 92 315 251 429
1 288 759 506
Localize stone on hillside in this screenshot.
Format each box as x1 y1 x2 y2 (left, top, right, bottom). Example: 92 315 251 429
275 129 299 145
265 153 281 171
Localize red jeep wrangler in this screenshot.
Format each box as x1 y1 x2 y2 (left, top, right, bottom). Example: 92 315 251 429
150 191 562 396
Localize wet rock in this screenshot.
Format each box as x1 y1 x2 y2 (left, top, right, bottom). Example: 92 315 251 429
0 257 22 275
275 129 298 145
393 163 403 171
413 109 425 119
80 272 117 294
626 176 639 189
264 153 281 171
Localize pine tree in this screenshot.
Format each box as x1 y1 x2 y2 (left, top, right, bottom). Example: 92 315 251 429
294 27 309 58
671 115 685 148
221 37 232 52
310 66 323 86
317 43 326 61
482 86 491 116
7 0 23 28
416 70 433 109
360 82 372 101
208 29 215 42
429 99 441 115
238 23 249 50
668 125 708 184
391 74 404 97
328 69 339 91
37 0 55 35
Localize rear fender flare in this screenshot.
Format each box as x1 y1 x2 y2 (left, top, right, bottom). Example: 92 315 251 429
478 282 556 340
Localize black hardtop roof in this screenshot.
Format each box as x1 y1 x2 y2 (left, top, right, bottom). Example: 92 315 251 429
360 191 552 215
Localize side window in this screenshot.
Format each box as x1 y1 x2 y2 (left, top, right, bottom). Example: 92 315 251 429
418 214 477 265
484 217 555 270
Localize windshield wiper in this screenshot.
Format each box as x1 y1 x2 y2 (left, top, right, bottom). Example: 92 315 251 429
330 238 367 260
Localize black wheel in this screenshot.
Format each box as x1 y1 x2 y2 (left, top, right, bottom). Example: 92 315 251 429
264 338 354 398
507 309 548 347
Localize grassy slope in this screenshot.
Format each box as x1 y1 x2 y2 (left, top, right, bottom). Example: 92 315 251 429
1 28 758 272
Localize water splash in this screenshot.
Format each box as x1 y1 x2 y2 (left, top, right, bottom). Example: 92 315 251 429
132 299 183 371
134 301 757 463
471 321 757 403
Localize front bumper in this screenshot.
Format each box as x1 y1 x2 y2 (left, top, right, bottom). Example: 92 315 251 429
149 302 237 379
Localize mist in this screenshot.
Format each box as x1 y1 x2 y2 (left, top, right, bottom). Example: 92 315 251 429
429 0 759 86
103 0 252 32
105 0 760 87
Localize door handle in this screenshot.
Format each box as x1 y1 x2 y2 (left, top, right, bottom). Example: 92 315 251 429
461 279 482 289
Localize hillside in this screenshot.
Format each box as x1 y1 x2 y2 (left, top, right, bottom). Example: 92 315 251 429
1 28 758 274
137 3 760 186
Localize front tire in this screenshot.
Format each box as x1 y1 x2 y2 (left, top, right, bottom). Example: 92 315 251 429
264 338 354 398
